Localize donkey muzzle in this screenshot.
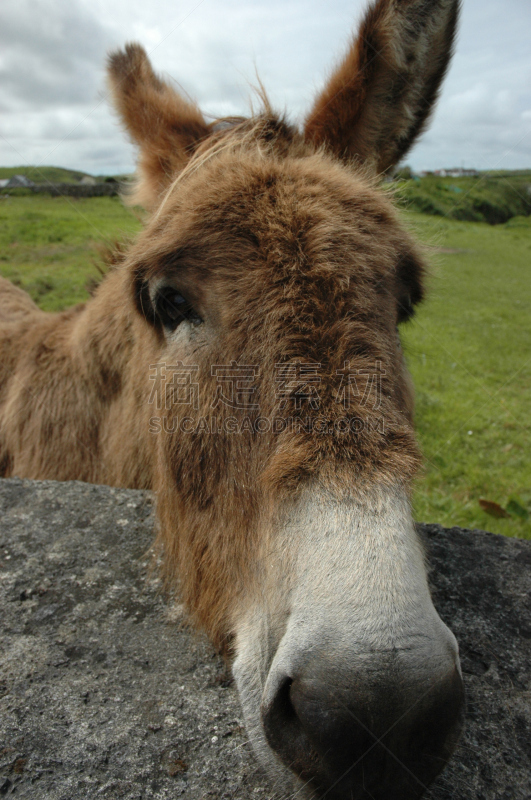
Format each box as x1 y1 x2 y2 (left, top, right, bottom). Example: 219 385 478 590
261 650 465 799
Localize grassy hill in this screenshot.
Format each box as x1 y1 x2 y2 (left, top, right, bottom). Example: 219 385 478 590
0 166 95 184
395 172 531 224
0 166 132 185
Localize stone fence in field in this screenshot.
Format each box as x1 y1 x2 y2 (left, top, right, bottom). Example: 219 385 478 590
30 182 121 197
2 183 122 198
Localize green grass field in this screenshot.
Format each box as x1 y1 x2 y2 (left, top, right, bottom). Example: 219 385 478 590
0 189 529 539
0 194 141 309
401 211 531 539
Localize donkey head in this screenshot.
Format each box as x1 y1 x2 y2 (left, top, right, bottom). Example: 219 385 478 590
109 1 463 797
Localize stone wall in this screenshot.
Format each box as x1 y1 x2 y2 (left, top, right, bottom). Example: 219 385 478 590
3 183 121 198
0 478 530 799
29 183 120 197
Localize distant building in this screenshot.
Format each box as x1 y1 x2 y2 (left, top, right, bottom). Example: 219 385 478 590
80 176 97 186
5 175 35 187
0 179 9 189
434 168 478 178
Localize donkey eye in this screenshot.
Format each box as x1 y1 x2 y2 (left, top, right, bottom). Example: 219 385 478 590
155 289 203 330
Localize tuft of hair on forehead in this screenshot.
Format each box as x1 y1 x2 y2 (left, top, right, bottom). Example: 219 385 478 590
107 43 303 212
149 112 305 222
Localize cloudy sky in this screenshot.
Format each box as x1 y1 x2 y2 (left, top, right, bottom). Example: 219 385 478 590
1 0 530 176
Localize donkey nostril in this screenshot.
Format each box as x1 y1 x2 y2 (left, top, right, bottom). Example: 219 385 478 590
271 675 295 718
261 674 322 781
261 675 296 738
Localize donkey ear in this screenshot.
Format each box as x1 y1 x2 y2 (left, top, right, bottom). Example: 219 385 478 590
108 43 209 209
304 0 460 174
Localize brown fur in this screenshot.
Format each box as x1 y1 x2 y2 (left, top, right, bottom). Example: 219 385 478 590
0 0 459 652
305 0 460 172
108 42 210 210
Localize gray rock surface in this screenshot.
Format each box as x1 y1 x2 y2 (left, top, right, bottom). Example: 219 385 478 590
0 478 529 799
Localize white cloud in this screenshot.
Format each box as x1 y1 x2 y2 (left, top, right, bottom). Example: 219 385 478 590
0 0 529 174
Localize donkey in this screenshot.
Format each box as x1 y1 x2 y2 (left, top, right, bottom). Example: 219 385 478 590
0 0 464 797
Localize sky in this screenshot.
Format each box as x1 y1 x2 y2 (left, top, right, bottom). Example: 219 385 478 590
0 0 530 176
